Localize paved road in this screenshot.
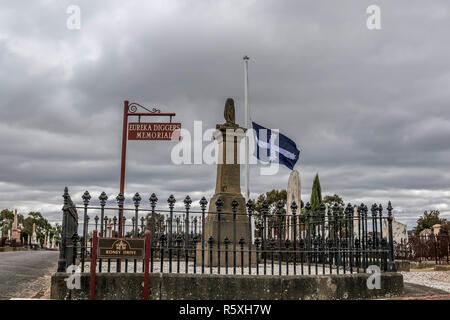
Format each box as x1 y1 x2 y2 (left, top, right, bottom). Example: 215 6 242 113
0 250 59 299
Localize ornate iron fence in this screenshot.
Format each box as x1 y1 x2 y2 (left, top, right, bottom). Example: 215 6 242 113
394 235 450 264
57 187 397 275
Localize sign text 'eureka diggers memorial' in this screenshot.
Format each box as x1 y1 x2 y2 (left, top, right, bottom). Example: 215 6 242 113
128 122 181 140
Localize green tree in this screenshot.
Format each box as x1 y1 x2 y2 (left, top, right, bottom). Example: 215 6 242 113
0 209 14 231
253 189 287 238
310 173 322 213
323 194 344 214
413 210 448 235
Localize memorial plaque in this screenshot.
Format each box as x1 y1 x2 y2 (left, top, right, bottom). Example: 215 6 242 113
128 122 181 140
97 238 145 259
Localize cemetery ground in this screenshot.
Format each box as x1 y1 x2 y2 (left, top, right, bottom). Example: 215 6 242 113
0 250 58 300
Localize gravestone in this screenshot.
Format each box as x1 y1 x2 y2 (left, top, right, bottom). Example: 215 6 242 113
197 98 254 266
11 209 20 242
285 170 301 240
382 218 408 243
47 233 51 249
31 223 38 246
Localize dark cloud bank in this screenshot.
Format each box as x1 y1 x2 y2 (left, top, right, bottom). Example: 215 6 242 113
0 0 449 229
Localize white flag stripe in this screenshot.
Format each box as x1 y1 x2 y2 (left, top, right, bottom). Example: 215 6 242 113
256 140 297 160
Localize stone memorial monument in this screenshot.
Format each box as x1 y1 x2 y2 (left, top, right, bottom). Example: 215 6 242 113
11 209 21 242
47 233 51 249
31 223 38 245
198 98 253 266
285 170 301 240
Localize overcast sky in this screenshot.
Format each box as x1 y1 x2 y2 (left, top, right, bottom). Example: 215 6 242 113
0 0 449 229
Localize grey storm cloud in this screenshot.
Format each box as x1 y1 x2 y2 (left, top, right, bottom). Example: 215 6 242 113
0 0 449 228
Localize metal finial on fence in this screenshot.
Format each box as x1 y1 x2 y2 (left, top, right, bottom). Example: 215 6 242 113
133 192 141 206
387 201 393 218
168 194 176 208
276 200 284 214
231 199 238 211
358 203 363 216
116 193 125 205
332 202 339 216
183 195 192 209
345 203 352 217
99 191 108 206
319 203 326 216
290 200 298 213
149 193 158 207
246 199 254 214
82 191 91 205
363 204 369 217
305 202 311 215
371 203 378 217
198 196 207 209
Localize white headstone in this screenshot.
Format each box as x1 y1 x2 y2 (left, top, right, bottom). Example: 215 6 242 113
47 233 51 248
31 223 38 245
382 218 408 243
286 170 301 240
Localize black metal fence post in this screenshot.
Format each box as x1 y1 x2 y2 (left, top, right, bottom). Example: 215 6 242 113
291 201 298 275
232 199 238 275
262 200 268 275
246 199 254 274
184 195 192 273
81 190 91 272
216 197 223 274
168 195 176 273
57 187 69 272
387 201 397 272
149 193 158 273
199 197 208 274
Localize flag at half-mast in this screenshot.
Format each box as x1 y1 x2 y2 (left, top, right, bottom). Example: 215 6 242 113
252 122 300 170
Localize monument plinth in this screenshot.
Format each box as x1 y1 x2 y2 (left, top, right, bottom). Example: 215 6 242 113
198 98 254 267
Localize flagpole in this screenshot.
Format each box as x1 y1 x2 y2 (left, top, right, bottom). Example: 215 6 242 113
243 55 253 242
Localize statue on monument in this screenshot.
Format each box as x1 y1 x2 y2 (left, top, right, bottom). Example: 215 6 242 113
224 98 236 125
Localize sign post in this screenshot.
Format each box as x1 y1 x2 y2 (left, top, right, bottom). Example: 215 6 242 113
143 230 151 300
90 230 98 300
119 100 180 237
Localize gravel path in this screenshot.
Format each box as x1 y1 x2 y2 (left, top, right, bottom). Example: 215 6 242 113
401 270 450 293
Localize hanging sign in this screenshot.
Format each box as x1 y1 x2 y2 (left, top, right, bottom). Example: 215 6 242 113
97 238 145 259
128 122 181 140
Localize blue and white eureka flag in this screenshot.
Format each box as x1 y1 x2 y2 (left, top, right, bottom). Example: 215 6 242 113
252 122 300 170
